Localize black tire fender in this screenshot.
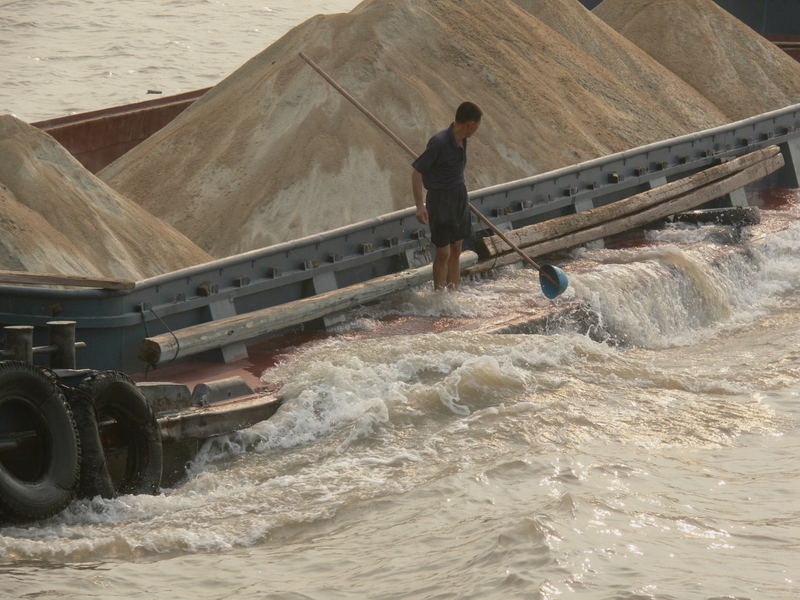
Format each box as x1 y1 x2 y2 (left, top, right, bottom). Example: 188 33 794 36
76 371 163 496
0 361 80 521
66 388 115 500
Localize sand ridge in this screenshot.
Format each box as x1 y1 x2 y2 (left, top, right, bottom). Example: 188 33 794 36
0 115 212 279
594 0 800 120
513 0 728 127
99 0 732 258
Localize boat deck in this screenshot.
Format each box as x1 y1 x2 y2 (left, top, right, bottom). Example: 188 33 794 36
137 189 800 404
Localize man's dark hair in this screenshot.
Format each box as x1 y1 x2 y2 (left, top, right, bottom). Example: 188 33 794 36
455 101 482 123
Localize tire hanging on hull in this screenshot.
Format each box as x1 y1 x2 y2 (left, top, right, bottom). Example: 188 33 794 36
66 371 163 498
67 390 115 499
0 361 81 521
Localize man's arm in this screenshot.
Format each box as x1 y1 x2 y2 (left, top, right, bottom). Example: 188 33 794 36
412 169 428 224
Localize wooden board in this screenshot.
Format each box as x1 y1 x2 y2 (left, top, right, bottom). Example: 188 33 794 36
0 270 135 290
477 146 780 258
140 251 479 365
158 393 282 441
466 151 784 274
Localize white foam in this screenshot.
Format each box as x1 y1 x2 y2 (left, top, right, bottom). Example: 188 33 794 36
569 220 800 348
5 212 799 563
244 332 610 460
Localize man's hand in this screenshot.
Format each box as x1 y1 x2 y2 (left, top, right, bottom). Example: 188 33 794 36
412 169 428 224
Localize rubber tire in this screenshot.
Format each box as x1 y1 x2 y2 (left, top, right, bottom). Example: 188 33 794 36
77 371 163 496
0 361 80 521
66 389 115 500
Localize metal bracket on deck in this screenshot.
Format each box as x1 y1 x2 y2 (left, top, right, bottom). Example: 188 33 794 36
312 271 345 329
724 187 749 207
208 298 248 363
402 247 430 270
574 197 604 249
778 137 800 188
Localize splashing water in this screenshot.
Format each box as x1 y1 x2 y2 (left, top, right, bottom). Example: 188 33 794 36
3 203 800 598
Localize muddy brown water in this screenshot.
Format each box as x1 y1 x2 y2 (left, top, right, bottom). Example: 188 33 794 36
1 2 799 598
2 196 800 599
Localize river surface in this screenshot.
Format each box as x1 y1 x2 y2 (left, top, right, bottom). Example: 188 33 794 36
2 2 800 599
0 0 361 122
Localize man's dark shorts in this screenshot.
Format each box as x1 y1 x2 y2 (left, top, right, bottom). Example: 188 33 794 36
425 184 471 248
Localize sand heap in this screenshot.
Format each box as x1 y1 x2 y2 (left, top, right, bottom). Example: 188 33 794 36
515 0 738 126
99 0 730 258
513 0 729 124
0 115 212 279
594 0 800 120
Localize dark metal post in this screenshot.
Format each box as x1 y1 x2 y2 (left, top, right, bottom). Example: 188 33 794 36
778 138 800 188
3 326 34 364
47 321 77 369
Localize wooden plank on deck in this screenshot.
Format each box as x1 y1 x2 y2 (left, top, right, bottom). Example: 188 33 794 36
0 270 135 290
467 150 784 274
477 146 781 258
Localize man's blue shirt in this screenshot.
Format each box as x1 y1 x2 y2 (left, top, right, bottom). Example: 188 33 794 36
412 124 467 190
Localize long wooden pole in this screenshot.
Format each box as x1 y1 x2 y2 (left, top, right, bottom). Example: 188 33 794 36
140 251 479 365
298 52 557 283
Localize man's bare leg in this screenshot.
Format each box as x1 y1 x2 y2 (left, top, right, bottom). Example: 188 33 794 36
433 244 450 291
446 240 463 290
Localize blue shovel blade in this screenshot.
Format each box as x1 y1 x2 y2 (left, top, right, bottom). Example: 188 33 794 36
539 264 569 299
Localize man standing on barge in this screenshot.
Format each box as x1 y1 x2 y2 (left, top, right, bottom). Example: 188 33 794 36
412 101 482 291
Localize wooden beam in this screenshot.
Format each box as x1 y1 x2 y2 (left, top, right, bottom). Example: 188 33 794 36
158 393 282 441
140 251 479 366
466 151 783 274
0 269 135 290
477 146 781 258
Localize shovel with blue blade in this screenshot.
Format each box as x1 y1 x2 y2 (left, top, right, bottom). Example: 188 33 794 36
468 205 569 298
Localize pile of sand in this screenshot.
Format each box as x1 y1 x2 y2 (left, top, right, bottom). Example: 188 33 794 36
0 115 212 279
99 0 729 258
512 0 729 128
594 0 800 120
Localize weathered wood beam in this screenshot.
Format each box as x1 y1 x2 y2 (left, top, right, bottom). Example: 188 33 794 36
477 146 781 258
158 394 282 441
0 269 135 290
466 151 783 274
140 251 478 365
